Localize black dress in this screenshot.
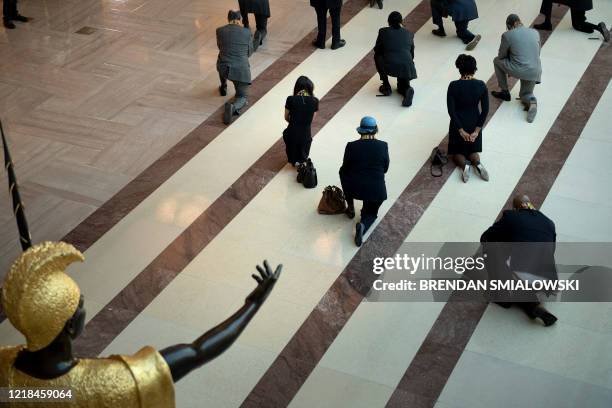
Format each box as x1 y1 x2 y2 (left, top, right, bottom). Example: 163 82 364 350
446 78 489 157
283 95 319 164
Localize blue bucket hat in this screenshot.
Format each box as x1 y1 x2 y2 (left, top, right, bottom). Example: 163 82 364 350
356 116 378 134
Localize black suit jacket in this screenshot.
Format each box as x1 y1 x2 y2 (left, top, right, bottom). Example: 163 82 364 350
339 139 389 202
481 209 557 281
374 26 417 80
310 0 342 10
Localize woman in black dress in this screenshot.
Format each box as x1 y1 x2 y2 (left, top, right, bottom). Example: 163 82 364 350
447 54 490 183
283 76 319 166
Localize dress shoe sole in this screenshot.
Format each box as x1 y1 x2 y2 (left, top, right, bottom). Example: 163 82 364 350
402 88 414 107
223 103 233 125
354 223 364 247
527 101 537 123
461 165 470 183
598 22 610 42
465 34 481 51
476 164 489 181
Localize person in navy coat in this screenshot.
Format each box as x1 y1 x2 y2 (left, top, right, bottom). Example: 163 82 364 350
340 117 390 247
430 0 482 50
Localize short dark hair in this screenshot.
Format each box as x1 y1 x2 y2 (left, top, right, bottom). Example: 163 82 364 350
293 76 315 96
455 54 477 76
388 11 403 28
228 10 242 22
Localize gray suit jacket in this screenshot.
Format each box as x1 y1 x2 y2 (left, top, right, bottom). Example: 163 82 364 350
216 23 254 84
497 26 542 83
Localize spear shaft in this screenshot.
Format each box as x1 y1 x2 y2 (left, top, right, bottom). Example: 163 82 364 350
1 119 32 251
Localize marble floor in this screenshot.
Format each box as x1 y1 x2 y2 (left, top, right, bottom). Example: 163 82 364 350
0 0 611 407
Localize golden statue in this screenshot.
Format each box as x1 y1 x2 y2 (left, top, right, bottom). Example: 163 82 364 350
0 122 281 407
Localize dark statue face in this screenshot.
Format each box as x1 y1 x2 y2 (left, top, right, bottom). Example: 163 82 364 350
66 295 86 339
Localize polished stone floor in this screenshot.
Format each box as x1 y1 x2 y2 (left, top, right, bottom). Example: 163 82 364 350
0 0 611 407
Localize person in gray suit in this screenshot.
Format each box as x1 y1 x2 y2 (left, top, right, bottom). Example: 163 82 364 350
217 10 254 125
430 0 481 50
491 14 542 123
374 11 417 107
238 0 271 51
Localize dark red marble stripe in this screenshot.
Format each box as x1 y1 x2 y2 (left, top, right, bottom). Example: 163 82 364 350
386 10 612 408
60 0 368 254
242 8 573 408
0 0 369 327
71 0 410 357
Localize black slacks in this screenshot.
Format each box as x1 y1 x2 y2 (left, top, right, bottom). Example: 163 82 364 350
431 2 475 43
346 197 383 233
3 0 18 20
242 13 268 34
314 5 341 46
374 54 411 95
539 0 598 33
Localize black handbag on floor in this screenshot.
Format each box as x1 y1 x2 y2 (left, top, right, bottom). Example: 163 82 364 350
297 159 318 188
430 147 448 177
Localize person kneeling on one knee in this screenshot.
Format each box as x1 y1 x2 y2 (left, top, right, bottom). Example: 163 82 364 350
374 11 417 107
217 10 254 125
491 14 542 123
339 116 389 247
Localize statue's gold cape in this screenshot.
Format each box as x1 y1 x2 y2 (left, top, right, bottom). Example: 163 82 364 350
0 345 175 408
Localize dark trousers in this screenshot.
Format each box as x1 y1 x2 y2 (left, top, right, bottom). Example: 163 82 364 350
374 54 411 95
431 3 475 43
219 74 250 112
346 197 383 233
3 0 18 20
314 6 342 46
539 0 598 33
242 13 268 35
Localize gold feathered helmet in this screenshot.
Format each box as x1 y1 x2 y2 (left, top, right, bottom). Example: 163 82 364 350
2 241 84 351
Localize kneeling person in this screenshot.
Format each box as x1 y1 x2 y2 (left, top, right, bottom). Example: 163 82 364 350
340 117 389 247
217 10 254 125
375 11 417 107
492 14 542 123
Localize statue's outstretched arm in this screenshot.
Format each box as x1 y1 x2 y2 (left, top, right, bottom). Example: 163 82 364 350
160 261 281 382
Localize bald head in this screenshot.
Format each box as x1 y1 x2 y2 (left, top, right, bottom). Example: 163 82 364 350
513 194 532 210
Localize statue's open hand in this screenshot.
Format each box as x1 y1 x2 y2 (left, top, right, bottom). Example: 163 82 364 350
246 260 282 305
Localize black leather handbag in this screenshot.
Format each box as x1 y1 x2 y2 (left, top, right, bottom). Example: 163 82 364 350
297 159 318 188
